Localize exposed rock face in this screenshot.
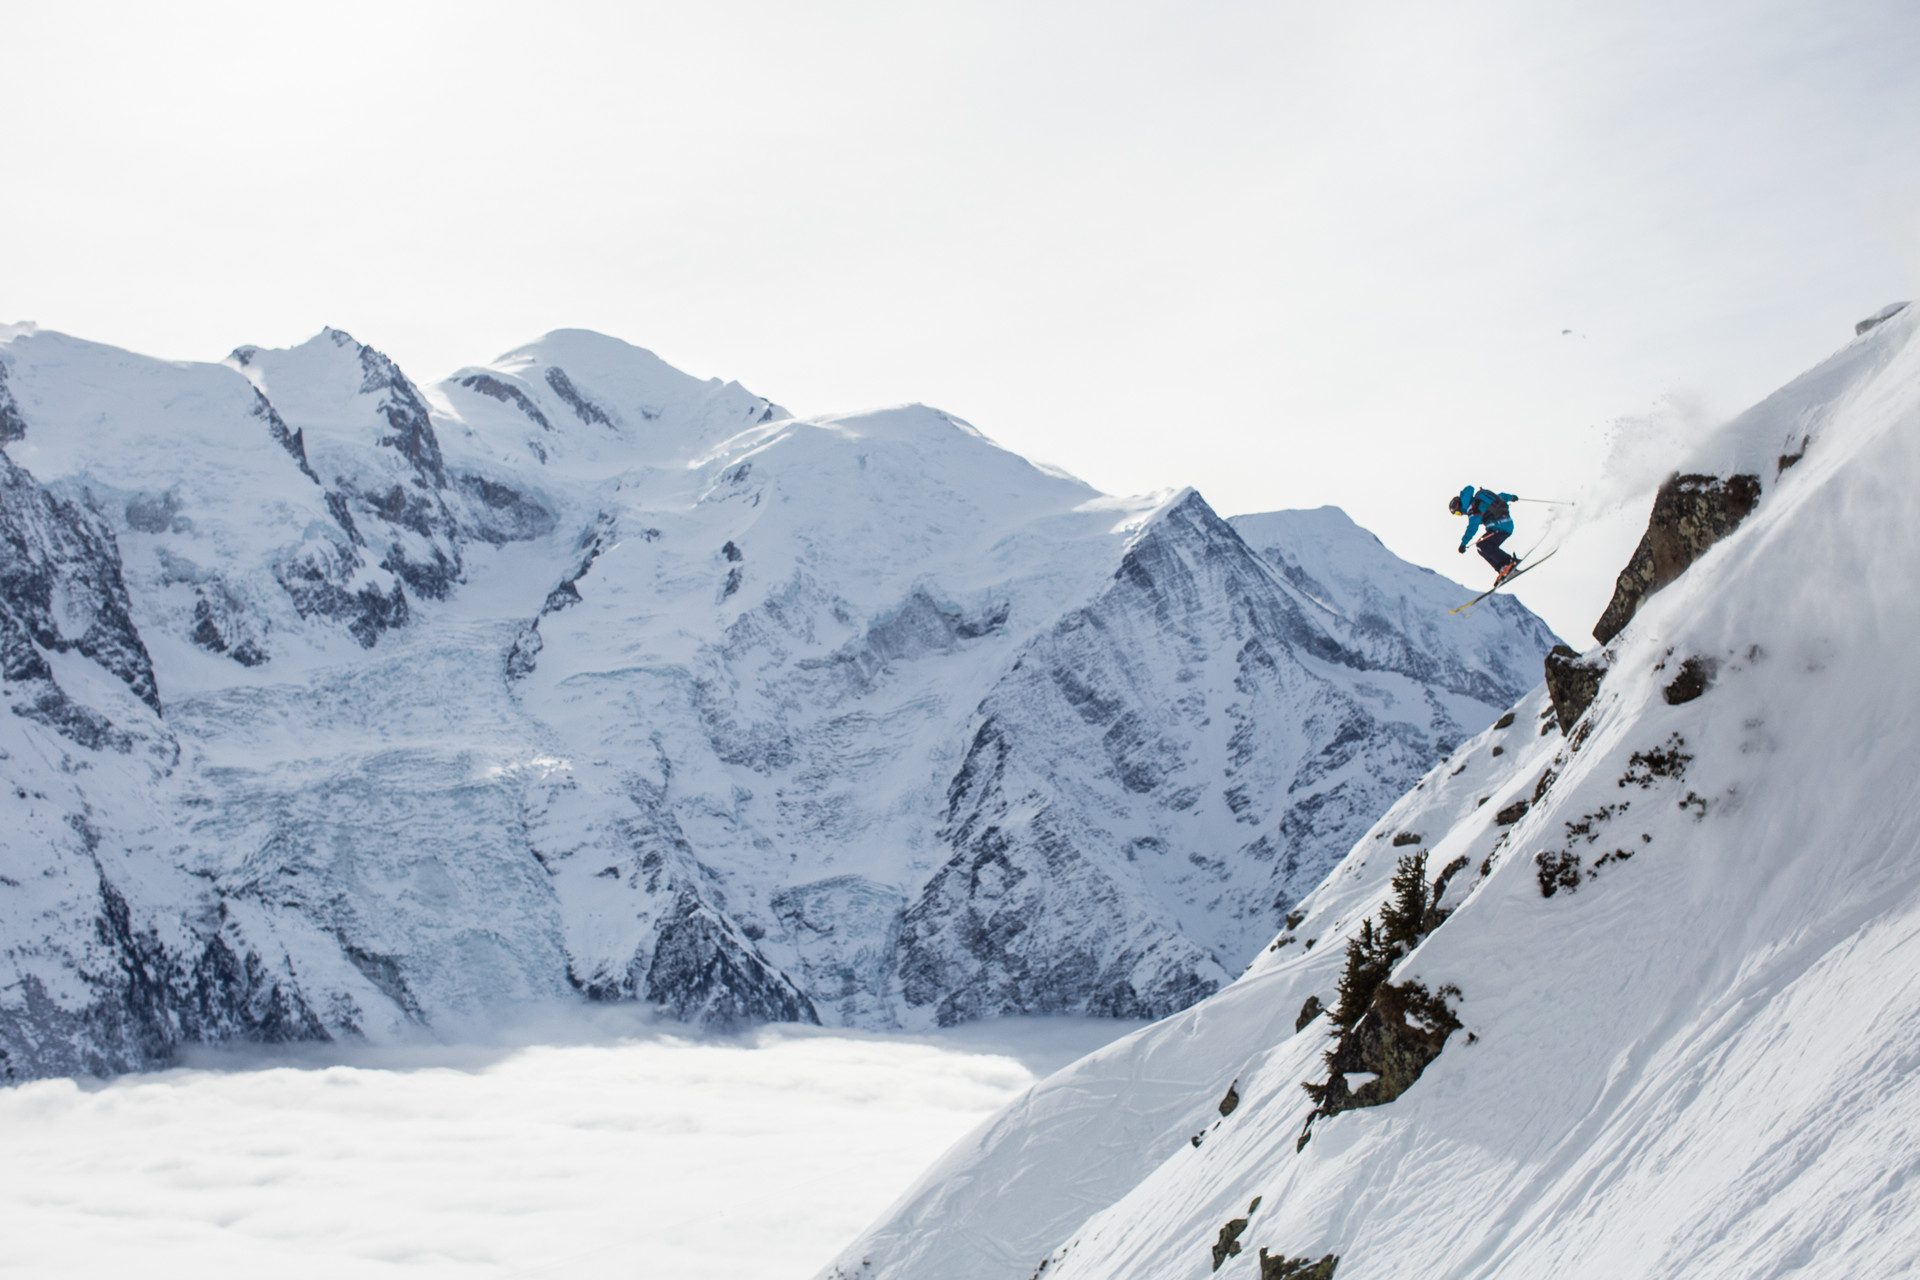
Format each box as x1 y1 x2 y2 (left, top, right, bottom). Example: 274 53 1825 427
0 361 28 444
1298 852 1463 1146
1592 473 1762 644
0 449 159 716
1663 655 1718 705
459 372 554 432
1544 470 1760 736
643 890 820 1026
1258 1253 1339 1280
1544 644 1609 734
1856 301 1910 336
896 493 1518 1026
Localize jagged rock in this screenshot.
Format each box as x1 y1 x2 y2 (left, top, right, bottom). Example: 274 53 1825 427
1308 978 1461 1123
1258 1251 1339 1280
644 891 821 1027
506 513 619 680
459 372 554 431
895 492 1541 1026
1856 301 1910 336
1298 853 1463 1146
189 583 268 666
1296 993 1324 1032
1544 644 1609 734
251 389 320 483
274 542 409 648
354 335 447 487
0 361 25 443
546 366 615 427
0 450 160 714
1663 656 1718 705
454 473 555 545
0 870 329 1079
1211 1216 1250 1270
1593 473 1762 644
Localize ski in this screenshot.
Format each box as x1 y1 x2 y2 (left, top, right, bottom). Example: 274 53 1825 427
1448 548 1558 615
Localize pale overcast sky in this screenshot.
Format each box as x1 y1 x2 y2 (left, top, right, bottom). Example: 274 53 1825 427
4 0 1917 639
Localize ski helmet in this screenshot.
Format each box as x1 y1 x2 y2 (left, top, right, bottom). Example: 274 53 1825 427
1447 494 1463 515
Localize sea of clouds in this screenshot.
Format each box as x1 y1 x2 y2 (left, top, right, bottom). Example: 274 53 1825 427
0 1015 1138 1278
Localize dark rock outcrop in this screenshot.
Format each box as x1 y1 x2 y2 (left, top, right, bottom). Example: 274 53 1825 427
0 361 26 444
0 871 329 1079
545 367 615 428
1258 1252 1339 1280
252 389 320 484
1298 853 1463 1147
274 541 410 649
1592 473 1761 644
643 891 820 1026
1544 645 1609 735
354 335 447 488
507 513 619 680
1856 301 1910 336
190 583 268 666
0 450 160 715
1662 656 1718 705
459 372 554 431
1212 1214 1252 1270
454 473 555 546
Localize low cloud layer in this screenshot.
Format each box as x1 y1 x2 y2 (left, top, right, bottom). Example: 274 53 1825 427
0 1019 1128 1277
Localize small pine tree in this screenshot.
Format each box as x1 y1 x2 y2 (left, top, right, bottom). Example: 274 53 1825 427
1328 919 1391 1033
1377 852 1429 955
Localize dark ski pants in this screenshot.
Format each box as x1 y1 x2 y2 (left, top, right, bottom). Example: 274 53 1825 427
1477 527 1516 573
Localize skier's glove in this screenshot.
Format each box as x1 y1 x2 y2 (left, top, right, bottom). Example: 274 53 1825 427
1457 544 1466 554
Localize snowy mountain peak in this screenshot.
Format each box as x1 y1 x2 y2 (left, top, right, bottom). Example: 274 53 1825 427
441 329 786 475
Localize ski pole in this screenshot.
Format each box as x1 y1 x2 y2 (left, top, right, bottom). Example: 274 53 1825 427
1512 498 1576 506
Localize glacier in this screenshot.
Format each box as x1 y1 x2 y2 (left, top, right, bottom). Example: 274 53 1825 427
0 322 1555 1079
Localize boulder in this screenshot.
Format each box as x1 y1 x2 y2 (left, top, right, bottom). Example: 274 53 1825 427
1593 473 1761 644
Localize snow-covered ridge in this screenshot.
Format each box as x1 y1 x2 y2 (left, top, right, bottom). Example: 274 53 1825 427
821 304 1920 1279
0 324 1555 1079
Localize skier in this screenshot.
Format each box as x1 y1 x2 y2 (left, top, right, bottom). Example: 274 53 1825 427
1449 485 1521 584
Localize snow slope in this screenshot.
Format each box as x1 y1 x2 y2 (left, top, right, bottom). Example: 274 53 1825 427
0 324 1555 1078
821 302 1920 1280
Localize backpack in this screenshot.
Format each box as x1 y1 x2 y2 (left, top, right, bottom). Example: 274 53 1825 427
1478 490 1510 524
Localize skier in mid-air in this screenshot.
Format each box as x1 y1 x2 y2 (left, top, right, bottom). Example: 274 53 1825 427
1450 485 1522 584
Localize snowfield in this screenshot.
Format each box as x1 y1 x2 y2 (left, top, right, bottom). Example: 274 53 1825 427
820 303 1920 1280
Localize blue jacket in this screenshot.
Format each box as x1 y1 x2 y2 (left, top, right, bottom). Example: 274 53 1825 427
1458 487 1516 548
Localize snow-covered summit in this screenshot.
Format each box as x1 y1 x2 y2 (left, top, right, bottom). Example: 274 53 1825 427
0 324 1556 1078
822 303 1920 1280
439 328 787 478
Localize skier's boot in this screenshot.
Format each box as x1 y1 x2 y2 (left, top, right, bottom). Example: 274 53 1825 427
1495 561 1521 584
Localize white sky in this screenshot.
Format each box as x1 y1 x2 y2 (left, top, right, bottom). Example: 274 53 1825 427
4 0 1917 639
